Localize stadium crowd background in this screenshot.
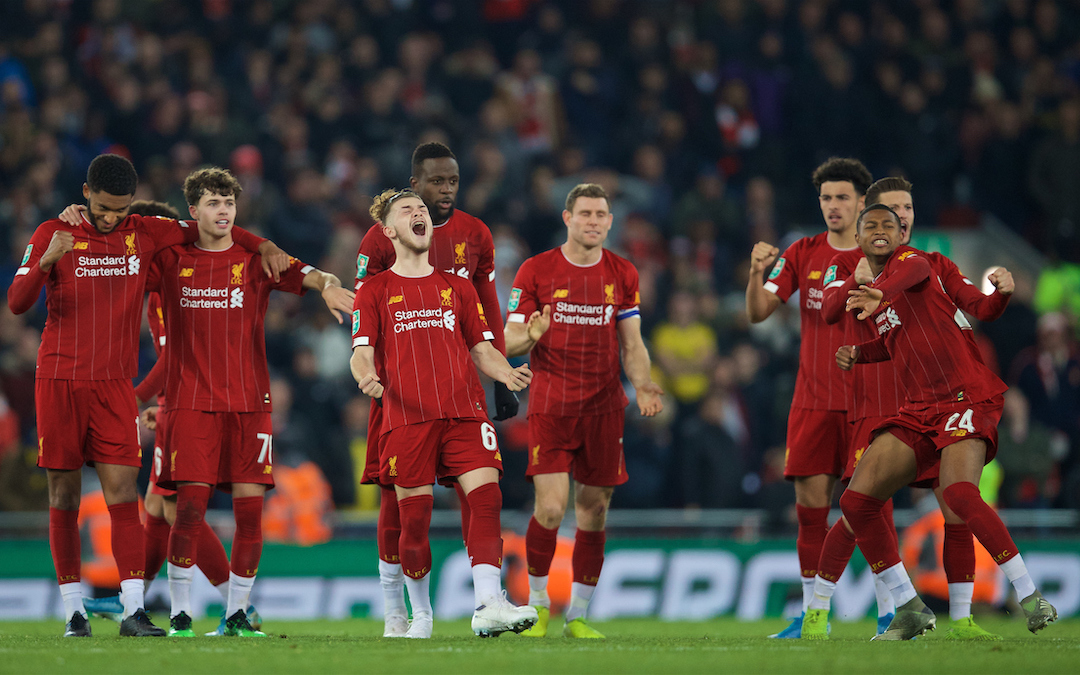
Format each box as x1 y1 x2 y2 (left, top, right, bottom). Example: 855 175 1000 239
0 0 1078 525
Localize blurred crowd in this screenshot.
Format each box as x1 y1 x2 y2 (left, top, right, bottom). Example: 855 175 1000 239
1 0 1080 520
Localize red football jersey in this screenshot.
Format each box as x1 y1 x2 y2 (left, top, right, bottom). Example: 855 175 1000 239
763 232 856 411
9 214 199 380
506 248 639 417
854 246 1007 412
150 244 309 412
823 248 1010 419
351 269 495 430
355 209 495 289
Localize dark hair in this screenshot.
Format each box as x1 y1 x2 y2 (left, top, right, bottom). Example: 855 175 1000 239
565 183 610 212
811 157 873 196
183 167 243 206
865 176 914 206
856 203 901 230
411 142 456 175
369 188 422 223
87 154 138 196
127 200 180 219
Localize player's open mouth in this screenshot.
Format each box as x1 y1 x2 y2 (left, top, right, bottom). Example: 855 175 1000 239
872 237 889 247
411 221 426 235
216 219 229 226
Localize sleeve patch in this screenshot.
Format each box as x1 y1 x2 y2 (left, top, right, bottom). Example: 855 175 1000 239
352 336 370 348
20 244 32 266
508 287 522 311
767 257 786 280
356 253 369 280
763 281 780 294
300 264 314 274
351 310 361 335
823 265 836 286
507 313 526 323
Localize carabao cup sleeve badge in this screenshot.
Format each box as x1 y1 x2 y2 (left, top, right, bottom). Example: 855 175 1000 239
508 287 522 312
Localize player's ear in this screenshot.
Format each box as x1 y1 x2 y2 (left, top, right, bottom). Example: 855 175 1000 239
82 183 90 200
189 203 198 219
562 210 572 227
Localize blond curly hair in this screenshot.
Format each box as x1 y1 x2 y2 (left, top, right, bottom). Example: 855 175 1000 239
369 188 421 223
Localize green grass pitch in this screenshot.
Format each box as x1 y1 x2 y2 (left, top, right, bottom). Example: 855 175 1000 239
1 616 1077 674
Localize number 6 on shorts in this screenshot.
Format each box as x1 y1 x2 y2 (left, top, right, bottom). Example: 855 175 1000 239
480 422 498 451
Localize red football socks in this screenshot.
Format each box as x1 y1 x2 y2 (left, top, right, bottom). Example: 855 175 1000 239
168 484 211 569
573 528 605 586
795 505 830 578
49 507 81 584
108 501 146 581
840 490 901 571
196 520 231 586
143 513 171 581
377 486 401 564
465 483 503 568
816 518 856 582
455 481 472 548
398 494 434 579
942 482 1018 565
231 495 264 578
943 522 976 583
526 516 559 577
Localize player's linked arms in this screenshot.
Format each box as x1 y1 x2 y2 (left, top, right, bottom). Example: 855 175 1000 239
57 203 86 226
140 406 160 431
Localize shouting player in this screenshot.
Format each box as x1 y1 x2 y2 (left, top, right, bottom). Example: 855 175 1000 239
147 168 353 637
836 204 1057 640
802 178 1013 640
350 189 536 639
353 142 515 637
505 183 664 639
9 154 285 638
745 157 870 638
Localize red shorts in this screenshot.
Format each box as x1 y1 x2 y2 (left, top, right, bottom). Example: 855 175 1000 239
360 398 383 485
148 409 176 498
158 410 275 491
874 396 1003 488
35 378 140 470
380 418 502 488
783 408 848 479
526 410 627 487
844 415 890 482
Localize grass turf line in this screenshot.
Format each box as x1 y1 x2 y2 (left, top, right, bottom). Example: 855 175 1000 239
0 616 1077 674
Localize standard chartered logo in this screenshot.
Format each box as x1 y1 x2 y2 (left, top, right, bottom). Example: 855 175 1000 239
230 287 244 308
553 301 611 326
128 255 140 276
443 308 456 332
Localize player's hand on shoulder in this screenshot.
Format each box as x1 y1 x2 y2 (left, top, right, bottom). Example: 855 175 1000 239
140 406 160 431
527 305 552 341
836 345 859 370
504 363 532 392
636 382 664 417
748 241 779 274
56 204 86 226
988 267 1014 295
853 257 874 285
357 373 384 398
40 229 75 270
259 241 290 281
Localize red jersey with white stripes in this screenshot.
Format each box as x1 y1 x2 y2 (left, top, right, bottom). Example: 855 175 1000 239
8 214 199 380
823 248 1010 419
351 269 494 430
355 209 495 289
506 248 639 417
854 246 1007 412
149 244 309 412
764 232 856 411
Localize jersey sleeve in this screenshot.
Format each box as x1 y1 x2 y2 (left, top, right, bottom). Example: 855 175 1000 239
270 255 312 295
933 254 1009 322
762 240 799 302
855 335 891 363
822 253 858 325
142 215 198 252
871 250 931 315
456 279 495 349
355 226 395 290
616 260 641 322
472 224 496 284
351 280 382 349
134 356 166 403
506 259 538 324
7 222 56 314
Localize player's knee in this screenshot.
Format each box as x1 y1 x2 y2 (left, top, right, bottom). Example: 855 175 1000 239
48 489 80 511
575 498 609 530
533 500 566 529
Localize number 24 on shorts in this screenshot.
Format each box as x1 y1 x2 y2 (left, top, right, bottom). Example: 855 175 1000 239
944 409 975 433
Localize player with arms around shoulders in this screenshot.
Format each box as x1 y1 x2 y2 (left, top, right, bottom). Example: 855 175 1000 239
82 200 258 634
834 204 1056 640
353 143 516 637
350 189 536 638
802 177 1014 640
505 183 664 639
745 157 870 638
8 154 285 638
147 168 353 637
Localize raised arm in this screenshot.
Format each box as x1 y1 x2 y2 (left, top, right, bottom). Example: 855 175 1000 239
746 241 782 323
617 315 664 417
8 227 71 314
